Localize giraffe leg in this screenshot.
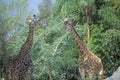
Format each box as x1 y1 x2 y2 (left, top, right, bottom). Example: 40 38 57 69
28 67 33 80
88 73 94 80
79 68 85 80
98 68 104 80
25 72 32 80
6 68 13 80
24 67 33 80
6 71 11 80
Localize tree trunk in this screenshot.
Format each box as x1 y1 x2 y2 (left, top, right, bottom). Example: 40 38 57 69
85 6 91 43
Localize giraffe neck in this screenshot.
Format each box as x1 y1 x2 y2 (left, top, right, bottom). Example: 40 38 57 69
69 26 88 55
20 22 34 53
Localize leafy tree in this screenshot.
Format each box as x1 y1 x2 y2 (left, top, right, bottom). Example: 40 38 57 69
0 13 8 79
1 0 119 79
88 0 120 76
38 0 53 26
0 0 28 79
54 0 120 78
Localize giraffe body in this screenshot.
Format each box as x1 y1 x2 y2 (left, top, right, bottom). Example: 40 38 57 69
6 18 35 80
63 18 103 80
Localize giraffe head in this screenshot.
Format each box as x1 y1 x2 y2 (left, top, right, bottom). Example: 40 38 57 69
28 15 41 27
28 16 34 25
31 14 47 27
28 19 35 30
62 18 73 30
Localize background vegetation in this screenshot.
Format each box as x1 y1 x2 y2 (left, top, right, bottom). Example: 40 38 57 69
0 0 120 80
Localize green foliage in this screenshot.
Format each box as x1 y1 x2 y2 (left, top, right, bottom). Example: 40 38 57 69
53 0 120 79
31 23 79 80
38 0 53 26
9 21 80 79
0 0 28 78
53 0 95 23
2 0 120 80
88 24 120 77
98 6 120 29
101 29 120 76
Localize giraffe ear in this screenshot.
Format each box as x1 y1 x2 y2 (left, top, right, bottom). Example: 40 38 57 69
67 19 73 24
61 18 69 23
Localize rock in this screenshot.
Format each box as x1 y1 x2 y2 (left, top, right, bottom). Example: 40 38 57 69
105 67 120 80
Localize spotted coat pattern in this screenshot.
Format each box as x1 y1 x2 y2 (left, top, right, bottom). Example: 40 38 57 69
6 20 35 80
63 18 104 80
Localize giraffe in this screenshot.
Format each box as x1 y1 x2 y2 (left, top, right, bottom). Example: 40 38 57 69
5 16 37 80
62 18 104 80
